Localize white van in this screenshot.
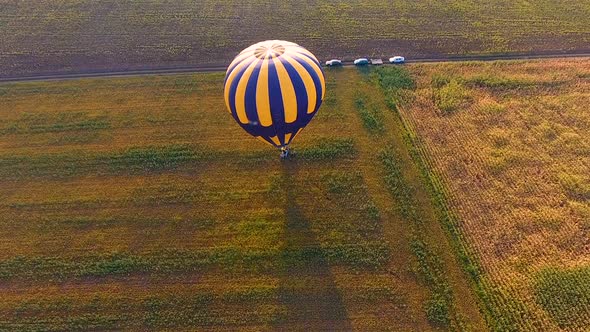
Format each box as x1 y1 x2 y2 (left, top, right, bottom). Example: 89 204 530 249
389 56 405 64
354 58 369 65
325 59 342 66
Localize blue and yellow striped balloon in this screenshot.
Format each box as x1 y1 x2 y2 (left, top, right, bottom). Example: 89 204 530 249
224 40 326 148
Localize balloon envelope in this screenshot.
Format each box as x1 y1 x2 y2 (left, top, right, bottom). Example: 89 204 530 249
224 40 325 148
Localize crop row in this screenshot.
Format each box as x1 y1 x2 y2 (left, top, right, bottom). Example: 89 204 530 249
380 148 454 327
0 243 391 281
0 215 218 233
354 95 385 135
0 139 356 179
6 284 397 314
0 281 402 331
2 305 281 331
0 117 110 136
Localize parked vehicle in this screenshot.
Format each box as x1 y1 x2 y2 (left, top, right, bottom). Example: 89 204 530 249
354 58 369 65
371 59 384 65
389 56 405 64
325 59 342 66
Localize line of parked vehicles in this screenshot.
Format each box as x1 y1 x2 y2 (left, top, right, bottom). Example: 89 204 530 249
325 56 405 67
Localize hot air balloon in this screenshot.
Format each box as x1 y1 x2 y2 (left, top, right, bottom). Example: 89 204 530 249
223 40 326 158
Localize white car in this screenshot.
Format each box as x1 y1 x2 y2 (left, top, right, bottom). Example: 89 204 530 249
353 58 369 65
389 56 405 64
325 59 342 66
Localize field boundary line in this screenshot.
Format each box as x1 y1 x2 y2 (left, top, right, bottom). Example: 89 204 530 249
1 52 589 84
391 99 509 331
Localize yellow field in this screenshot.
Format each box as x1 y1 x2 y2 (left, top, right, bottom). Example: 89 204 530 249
396 58 590 330
0 69 486 330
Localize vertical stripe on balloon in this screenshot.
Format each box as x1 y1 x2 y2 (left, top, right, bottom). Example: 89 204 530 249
267 59 286 129
244 61 262 125
270 136 281 146
280 57 308 121
255 57 272 127
290 54 324 113
227 62 254 118
234 59 259 124
272 57 298 124
225 58 253 114
291 53 325 100
282 55 316 114
226 51 255 80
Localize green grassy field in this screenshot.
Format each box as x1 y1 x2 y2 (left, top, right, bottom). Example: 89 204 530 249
0 68 487 330
1 0 590 77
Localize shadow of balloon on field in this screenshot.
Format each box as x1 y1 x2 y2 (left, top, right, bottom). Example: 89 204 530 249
271 161 352 331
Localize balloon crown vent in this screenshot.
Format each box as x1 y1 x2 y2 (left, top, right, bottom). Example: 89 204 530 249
254 43 286 59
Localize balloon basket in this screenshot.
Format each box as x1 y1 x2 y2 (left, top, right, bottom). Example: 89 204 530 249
279 147 295 160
